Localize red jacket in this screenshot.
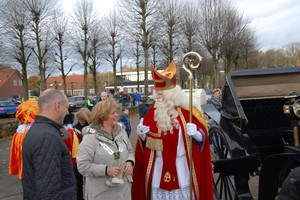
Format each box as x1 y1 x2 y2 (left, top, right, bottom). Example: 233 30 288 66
132 106 213 200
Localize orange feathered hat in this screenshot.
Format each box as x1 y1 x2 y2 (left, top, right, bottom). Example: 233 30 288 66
15 100 39 124
151 60 177 91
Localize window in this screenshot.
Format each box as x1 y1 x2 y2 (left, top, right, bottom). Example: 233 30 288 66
12 95 20 99
18 80 22 86
13 80 17 86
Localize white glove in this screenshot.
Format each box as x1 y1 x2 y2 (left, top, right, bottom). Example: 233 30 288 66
137 118 150 141
187 123 203 142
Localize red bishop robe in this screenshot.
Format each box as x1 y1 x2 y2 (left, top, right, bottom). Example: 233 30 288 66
63 128 80 167
132 105 214 200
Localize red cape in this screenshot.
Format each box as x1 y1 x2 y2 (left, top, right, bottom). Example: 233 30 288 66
132 106 213 200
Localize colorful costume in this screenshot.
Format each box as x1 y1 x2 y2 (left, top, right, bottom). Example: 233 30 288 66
63 124 80 167
132 106 213 200
132 60 213 200
9 100 39 179
63 123 83 200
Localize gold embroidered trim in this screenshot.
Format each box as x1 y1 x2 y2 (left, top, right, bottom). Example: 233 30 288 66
146 149 155 200
152 84 176 91
180 106 207 151
147 131 162 137
146 137 163 151
177 107 200 200
181 106 207 128
146 131 163 151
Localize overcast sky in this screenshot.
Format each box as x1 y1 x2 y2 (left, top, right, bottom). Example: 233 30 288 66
63 0 300 51
230 0 300 50
62 0 300 73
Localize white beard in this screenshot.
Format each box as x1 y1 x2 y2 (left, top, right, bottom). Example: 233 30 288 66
154 98 179 134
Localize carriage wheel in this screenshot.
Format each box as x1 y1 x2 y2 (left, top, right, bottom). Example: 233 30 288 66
209 127 238 200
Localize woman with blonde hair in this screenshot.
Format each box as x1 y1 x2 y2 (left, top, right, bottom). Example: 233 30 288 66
77 99 134 200
73 107 91 141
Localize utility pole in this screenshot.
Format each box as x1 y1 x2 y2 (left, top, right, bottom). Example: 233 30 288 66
118 43 124 106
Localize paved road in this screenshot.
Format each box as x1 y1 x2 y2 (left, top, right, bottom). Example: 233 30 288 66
0 113 258 199
0 137 23 200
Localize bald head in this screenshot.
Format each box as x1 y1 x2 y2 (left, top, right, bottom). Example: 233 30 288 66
38 89 67 112
37 89 69 125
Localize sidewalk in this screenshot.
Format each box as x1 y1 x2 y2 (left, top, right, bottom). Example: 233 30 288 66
0 137 23 200
0 113 140 200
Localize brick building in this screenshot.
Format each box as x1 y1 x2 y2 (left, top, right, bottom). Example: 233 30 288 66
47 74 105 96
0 69 24 99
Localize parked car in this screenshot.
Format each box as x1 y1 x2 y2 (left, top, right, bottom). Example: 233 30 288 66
21 96 39 102
68 96 85 111
0 98 18 117
28 96 38 101
0 98 21 105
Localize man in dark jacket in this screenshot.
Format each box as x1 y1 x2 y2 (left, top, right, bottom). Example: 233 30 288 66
138 96 151 119
22 89 77 200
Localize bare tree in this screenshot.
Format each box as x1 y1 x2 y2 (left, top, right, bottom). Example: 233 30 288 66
147 21 161 68
237 28 256 69
1 0 32 100
118 0 159 95
103 11 122 92
23 0 57 91
179 1 206 89
134 38 142 91
180 2 200 53
150 43 158 68
157 0 181 64
198 0 228 88
51 11 73 95
219 5 253 73
88 23 105 95
72 0 98 98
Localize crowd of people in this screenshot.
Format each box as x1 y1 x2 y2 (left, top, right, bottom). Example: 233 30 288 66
8 61 225 200
11 61 297 199
85 90 143 112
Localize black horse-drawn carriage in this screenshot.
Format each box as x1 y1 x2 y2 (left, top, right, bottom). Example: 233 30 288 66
202 67 300 200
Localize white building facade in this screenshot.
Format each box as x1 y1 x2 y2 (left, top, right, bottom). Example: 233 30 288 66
105 70 156 94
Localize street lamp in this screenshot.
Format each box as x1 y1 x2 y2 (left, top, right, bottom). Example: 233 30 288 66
118 43 124 106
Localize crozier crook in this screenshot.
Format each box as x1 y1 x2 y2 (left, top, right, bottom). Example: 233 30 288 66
181 51 202 200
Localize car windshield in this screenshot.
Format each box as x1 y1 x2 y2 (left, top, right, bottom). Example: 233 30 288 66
69 97 76 102
0 98 12 101
0 102 15 106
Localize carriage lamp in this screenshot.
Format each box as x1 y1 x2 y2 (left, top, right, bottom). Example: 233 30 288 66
283 97 300 146
283 99 300 119
292 99 300 118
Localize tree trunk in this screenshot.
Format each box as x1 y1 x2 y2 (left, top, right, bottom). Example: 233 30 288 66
144 47 149 95
93 69 97 95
